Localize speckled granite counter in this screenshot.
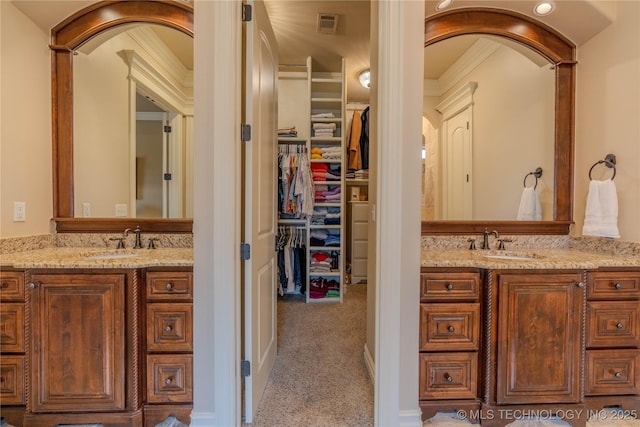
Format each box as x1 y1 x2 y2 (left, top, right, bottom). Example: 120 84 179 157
421 248 640 269
0 247 193 269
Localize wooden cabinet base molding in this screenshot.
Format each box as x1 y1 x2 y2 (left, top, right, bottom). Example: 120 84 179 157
22 409 143 426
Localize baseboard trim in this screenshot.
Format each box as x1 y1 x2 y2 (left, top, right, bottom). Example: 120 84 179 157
189 411 217 426
363 343 375 383
398 409 424 427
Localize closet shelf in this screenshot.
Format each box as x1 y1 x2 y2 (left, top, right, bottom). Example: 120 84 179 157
309 225 341 229
310 159 341 163
314 202 341 207
311 137 342 143
278 219 306 225
278 138 307 144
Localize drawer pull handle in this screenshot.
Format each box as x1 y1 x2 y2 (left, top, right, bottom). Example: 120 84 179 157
576 282 585 288
614 283 622 289
165 325 173 332
448 326 455 333
444 374 453 383
0 282 4 289
446 283 454 291
616 322 624 329
165 377 173 385
614 372 622 379
165 283 173 291
28 282 37 289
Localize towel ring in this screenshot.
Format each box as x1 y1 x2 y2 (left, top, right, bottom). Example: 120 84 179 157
523 167 543 190
588 154 616 181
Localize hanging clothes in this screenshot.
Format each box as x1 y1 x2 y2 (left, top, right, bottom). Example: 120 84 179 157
359 106 370 170
278 145 315 219
348 109 363 170
276 226 307 296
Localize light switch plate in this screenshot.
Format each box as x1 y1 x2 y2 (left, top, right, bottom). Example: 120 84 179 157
115 204 128 217
13 202 26 222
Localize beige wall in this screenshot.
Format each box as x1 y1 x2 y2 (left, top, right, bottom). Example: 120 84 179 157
73 33 132 217
574 0 640 243
0 2 53 238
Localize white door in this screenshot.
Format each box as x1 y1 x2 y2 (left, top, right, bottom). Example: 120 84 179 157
443 107 472 219
242 0 279 423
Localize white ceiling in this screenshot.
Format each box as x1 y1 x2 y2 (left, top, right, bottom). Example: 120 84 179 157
11 0 617 104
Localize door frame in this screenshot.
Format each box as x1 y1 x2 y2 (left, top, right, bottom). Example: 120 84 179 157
191 2 424 426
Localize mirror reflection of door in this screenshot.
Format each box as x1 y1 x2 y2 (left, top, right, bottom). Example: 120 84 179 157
443 107 472 219
135 95 165 217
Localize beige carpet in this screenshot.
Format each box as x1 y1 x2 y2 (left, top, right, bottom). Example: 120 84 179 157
246 284 374 426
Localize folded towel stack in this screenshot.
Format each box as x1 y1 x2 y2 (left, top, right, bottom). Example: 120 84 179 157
582 179 620 238
313 122 336 137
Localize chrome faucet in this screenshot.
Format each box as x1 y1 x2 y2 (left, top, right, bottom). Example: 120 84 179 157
481 228 500 250
124 226 143 249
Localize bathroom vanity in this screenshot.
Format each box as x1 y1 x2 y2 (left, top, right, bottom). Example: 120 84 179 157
419 249 640 426
0 248 193 427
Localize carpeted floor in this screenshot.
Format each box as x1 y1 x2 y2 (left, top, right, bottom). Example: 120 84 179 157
246 283 374 426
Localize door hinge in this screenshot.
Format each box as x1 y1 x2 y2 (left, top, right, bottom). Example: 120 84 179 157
164 173 172 181
242 4 252 22
241 124 252 142
241 360 251 377
466 121 469 130
164 125 172 133
240 243 251 260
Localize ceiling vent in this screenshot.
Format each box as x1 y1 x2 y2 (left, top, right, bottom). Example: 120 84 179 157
317 13 338 34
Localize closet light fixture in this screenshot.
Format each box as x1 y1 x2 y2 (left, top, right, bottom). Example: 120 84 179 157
358 69 370 88
533 1 555 16
436 0 454 11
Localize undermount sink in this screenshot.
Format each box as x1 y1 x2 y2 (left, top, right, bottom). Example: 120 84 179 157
483 254 536 260
86 252 140 260
481 251 543 261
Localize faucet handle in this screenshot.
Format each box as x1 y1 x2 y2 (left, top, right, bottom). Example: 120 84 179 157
147 238 160 249
497 238 512 250
467 238 477 250
110 237 125 249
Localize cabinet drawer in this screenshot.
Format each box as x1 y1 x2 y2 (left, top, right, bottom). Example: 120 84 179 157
147 355 193 403
0 303 24 352
587 301 640 348
586 349 640 395
587 272 640 300
0 355 25 405
0 271 24 302
147 272 193 301
420 272 480 301
147 303 193 352
420 303 480 351
419 352 477 400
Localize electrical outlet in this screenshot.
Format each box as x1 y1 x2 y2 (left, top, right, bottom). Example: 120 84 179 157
13 202 26 222
82 203 91 217
115 204 128 217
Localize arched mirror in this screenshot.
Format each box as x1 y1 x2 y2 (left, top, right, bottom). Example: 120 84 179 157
421 8 576 235
51 1 193 233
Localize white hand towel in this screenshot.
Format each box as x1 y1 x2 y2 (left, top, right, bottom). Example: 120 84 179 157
517 187 542 220
582 179 620 238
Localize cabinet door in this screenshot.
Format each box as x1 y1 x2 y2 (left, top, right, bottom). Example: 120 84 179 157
496 272 584 404
30 273 126 412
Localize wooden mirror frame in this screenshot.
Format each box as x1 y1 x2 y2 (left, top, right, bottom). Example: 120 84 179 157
51 0 193 233
422 8 576 235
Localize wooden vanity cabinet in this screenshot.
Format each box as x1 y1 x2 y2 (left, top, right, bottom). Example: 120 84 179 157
0 270 27 425
419 268 483 423
585 269 640 413
24 269 142 426
493 271 585 405
142 268 193 426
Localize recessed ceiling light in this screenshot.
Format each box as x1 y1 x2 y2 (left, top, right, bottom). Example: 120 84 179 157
533 1 555 16
436 0 454 11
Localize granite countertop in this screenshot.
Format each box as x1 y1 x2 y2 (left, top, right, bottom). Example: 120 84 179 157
421 248 640 269
0 247 193 269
